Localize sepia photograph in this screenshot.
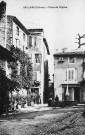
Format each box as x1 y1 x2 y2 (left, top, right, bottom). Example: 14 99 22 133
0 0 85 134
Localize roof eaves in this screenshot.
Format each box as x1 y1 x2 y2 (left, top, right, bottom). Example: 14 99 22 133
43 38 50 55
7 15 29 35
54 51 85 57
13 17 30 35
27 29 43 32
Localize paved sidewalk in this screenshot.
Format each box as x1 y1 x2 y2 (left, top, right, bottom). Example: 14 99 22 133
17 104 52 113
2 103 84 116
2 104 52 115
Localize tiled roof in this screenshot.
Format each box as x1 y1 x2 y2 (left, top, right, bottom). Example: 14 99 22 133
7 15 29 35
28 29 43 32
54 50 85 57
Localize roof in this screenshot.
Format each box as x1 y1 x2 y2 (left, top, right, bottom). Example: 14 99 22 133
7 15 30 35
54 51 85 57
43 38 50 55
28 29 43 32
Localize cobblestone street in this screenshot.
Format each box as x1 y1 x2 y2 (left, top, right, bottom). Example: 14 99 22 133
0 107 85 135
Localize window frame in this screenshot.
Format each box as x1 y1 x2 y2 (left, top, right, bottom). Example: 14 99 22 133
23 33 25 41
68 57 76 64
67 68 75 81
35 54 40 63
16 26 19 36
29 36 32 46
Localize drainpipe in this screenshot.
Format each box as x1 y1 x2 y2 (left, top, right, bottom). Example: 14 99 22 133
5 7 7 48
52 74 54 100
40 34 44 104
83 54 85 115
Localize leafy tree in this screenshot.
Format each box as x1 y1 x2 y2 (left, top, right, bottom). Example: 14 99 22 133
10 45 33 90
0 66 16 114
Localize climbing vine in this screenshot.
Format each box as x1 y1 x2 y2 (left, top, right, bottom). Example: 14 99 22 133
10 45 33 90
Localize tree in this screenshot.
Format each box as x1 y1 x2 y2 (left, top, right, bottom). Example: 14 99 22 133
10 45 33 90
0 66 17 115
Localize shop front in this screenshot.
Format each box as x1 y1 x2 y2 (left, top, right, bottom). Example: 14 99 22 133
62 84 80 103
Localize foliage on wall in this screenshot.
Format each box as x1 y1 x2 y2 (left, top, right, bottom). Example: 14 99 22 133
10 45 33 90
0 66 16 92
32 80 40 87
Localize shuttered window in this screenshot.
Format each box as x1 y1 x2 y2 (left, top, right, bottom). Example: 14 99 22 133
67 68 75 81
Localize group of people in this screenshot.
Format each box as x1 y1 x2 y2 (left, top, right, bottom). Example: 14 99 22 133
48 94 59 106
31 93 41 105
9 100 18 111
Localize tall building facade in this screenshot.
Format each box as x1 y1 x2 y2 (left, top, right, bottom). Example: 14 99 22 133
0 1 50 106
26 29 50 104
7 15 29 52
0 1 16 114
0 2 15 78
0 1 6 48
54 49 85 103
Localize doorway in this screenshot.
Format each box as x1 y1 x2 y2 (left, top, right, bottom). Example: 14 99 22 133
74 87 80 103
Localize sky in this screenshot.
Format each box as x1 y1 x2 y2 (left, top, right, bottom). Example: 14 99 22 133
1 0 85 80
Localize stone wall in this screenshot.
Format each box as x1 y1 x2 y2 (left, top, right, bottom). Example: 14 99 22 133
0 1 6 48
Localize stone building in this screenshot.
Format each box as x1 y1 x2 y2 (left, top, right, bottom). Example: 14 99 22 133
6 17 50 104
6 15 30 81
0 1 6 48
7 15 29 52
0 1 15 80
54 49 85 103
0 4 29 79
0 1 50 106
26 29 50 104
0 1 16 114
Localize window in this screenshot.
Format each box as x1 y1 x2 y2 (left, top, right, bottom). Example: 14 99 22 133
29 36 32 46
16 26 19 36
68 70 74 80
23 33 25 41
34 36 36 46
15 38 17 46
29 36 36 46
15 38 19 47
67 68 75 81
58 57 64 62
35 54 40 63
6 61 11 78
69 57 75 63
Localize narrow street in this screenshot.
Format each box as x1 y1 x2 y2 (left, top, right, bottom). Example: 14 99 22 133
0 106 85 135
